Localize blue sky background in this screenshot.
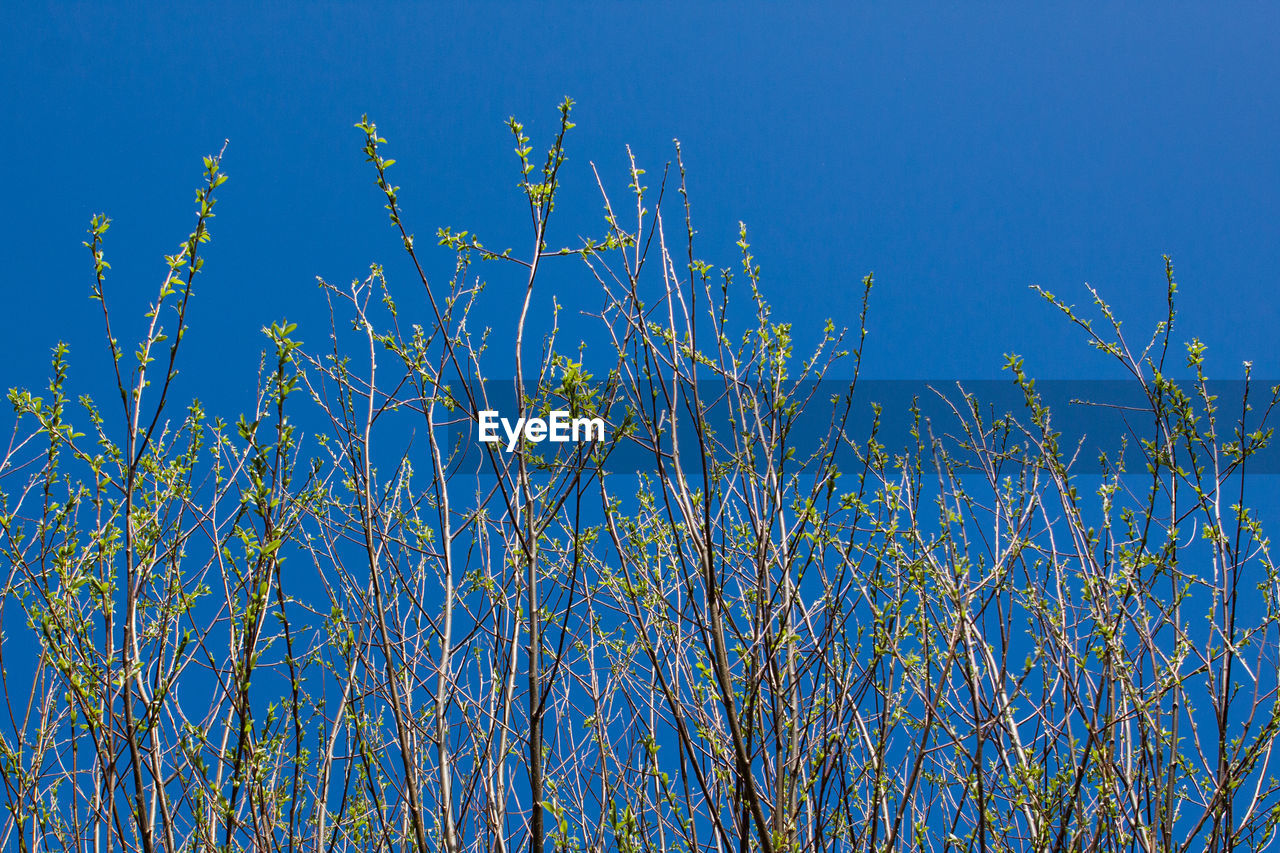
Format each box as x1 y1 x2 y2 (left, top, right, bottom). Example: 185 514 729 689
2 3 1278 419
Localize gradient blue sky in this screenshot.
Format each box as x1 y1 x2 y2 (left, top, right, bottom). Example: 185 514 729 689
2 3 1277 416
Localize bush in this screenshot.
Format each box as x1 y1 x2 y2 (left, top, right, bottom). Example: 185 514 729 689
3 101 1279 853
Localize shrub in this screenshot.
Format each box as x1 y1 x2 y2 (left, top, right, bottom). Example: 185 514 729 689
3 101 1278 853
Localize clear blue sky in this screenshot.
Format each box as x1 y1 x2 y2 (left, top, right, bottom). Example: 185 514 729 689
2 2 1277 415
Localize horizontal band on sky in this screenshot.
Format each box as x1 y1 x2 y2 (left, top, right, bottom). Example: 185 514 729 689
432 379 1280 473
